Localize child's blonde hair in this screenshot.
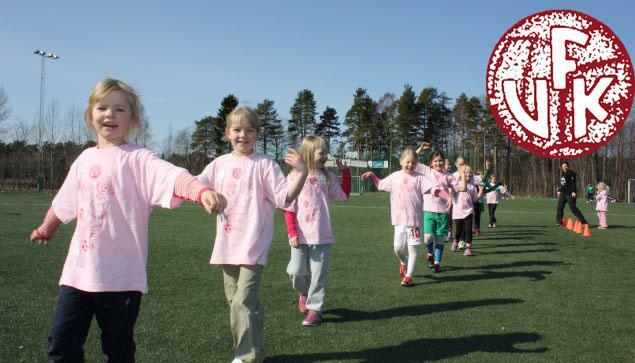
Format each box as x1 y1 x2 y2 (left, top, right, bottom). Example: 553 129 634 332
596 182 607 191
399 148 418 162
225 107 261 135
300 135 330 181
84 78 143 137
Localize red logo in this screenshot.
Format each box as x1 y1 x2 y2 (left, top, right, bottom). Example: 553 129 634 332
486 10 634 158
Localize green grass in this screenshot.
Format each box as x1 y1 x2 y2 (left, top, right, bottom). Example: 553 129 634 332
1 191 634 362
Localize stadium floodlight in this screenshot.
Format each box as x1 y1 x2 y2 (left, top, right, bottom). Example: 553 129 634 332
33 48 60 190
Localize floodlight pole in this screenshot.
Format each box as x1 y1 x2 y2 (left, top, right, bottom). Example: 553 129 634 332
33 49 59 190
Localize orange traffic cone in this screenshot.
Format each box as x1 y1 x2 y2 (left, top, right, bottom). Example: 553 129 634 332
575 221 583 234
566 218 574 230
561 217 565 225
583 224 592 237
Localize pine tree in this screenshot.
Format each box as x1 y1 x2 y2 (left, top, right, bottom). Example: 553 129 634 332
315 106 340 145
344 88 376 155
395 84 419 150
255 99 280 156
214 95 238 156
288 89 317 145
191 116 216 162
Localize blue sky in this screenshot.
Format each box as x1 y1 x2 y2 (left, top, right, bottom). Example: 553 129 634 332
1 0 633 143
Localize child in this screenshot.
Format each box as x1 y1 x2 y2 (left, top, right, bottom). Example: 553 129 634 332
586 184 595 203
284 136 351 326
362 149 440 285
451 166 483 256
29 78 226 361
197 107 308 363
595 182 609 229
415 142 454 272
486 175 501 227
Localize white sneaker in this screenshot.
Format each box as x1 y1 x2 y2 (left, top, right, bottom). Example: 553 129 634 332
231 358 243 363
458 240 466 250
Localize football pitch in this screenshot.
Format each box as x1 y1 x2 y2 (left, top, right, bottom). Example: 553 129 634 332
1 191 633 362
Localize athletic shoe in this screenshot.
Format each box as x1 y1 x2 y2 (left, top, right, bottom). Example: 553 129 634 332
231 358 244 363
302 311 322 327
451 240 458 252
298 294 308 313
487 224 492 228
433 262 441 273
554 224 563 227
427 253 434 269
458 240 466 250
474 229 481 236
598 226 607 230
464 248 473 256
400 263 406 277
492 223 497 228
401 276 413 287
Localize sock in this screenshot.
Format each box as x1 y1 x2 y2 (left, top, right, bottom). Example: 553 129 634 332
434 236 445 262
406 245 419 277
393 245 408 265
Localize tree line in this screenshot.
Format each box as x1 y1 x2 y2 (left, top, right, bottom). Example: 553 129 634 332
0 85 633 201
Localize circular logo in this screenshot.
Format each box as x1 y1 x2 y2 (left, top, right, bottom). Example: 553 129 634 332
486 10 634 158
232 168 243 179
89 164 101 178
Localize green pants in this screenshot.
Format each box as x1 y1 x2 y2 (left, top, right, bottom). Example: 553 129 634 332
223 265 265 363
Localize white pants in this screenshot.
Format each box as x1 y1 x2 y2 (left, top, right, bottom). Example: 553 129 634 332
287 244 332 313
393 225 422 246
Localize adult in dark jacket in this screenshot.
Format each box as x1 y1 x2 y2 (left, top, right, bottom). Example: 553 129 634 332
556 161 588 226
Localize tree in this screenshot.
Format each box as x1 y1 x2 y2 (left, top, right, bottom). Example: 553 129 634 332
131 105 154 148
214 95 239 156
417 87 451 152
376 93 398 170
191 116 216 162
0 86 12 139
315 106 340 145
395 85 418 150
288 89 317 145
43 101 60 189
269 118 286 161
344 88 375 155
161 125 175 159
256 99 279 156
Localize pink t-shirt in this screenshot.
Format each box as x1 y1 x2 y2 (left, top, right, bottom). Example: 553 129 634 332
287 170 348 245
486 189 500 204
595 190 608 212
52 144 185 293
452 181 479 220
377 170 434 228
197 152 291 266
415 163 454 213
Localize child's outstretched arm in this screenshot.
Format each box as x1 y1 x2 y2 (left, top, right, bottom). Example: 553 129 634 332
29 207 63 245
284 211 301 248
174 172 227 214
337 159 352 198
361 172 380 188
284 148 308 203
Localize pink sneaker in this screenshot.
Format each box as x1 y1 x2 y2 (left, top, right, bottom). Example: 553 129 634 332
464 248 473 256
451 240 458 252
400 263 406 277
302 311 322 326
298 294 307 313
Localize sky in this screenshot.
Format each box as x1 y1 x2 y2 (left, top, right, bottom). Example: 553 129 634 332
1 0 633 145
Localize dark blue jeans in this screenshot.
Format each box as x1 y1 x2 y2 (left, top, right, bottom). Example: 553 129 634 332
47 285 142 363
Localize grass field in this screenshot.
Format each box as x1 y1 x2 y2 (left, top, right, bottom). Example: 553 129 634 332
1 191 634 362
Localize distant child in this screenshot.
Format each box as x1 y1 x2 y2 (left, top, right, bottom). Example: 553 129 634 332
29 78 226 361
197 107 308 363
362 149 440 286
595 182 609 229
486 174 501 227
415 142 454 272
451 166 483 256
284 136 351 327
586 184 595 203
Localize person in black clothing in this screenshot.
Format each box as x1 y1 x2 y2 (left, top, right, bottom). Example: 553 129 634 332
555 161 588 226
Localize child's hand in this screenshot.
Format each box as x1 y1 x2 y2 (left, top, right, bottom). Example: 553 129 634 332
571 192 577 198
485 160 491 169
445 200 452 213
200 190 227 214
289 236 301 248
416 141 431 154
284 148 308 175
336 158 347 171
29 229 49 245
361 172 374 180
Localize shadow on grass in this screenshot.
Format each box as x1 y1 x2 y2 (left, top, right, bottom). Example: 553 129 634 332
603 225 635 229
477 248 559 255
476 242 557 249
322 298 522 323
420 270 552 283
268 332 547 362
443 260 568 271
477 236 541 241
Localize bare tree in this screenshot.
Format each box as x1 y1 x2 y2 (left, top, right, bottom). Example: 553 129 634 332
161 125 175 159
44 101 60 189
131 105 154 148
0 86 12 139
174 127 192 169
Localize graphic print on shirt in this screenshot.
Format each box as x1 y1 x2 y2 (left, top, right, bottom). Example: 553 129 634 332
222 166 253 234
300 175 324 224
76 163 114 263
397 175 416 222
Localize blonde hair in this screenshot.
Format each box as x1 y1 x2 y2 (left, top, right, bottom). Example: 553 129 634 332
399 148 418 162
596 182 607 191
225 107 260 135
300 135 330 181
84 78 143 137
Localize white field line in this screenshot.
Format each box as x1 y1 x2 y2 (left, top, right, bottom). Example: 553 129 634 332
3 202 635 218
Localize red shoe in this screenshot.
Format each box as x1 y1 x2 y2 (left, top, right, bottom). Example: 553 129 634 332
401 276 413 287
400 263 406 278
426 253 434 269
433 262 441 273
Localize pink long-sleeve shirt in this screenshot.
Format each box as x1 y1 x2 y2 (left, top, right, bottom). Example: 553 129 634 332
452 181 479 220
51 144 185 293
197 152 292 266
595 190 608 212
415 163 454 213
371 170 435 228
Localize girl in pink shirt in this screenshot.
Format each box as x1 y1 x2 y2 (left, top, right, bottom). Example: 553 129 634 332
29 78 226 362
595 182 609 229
451 166 483 256
362 149 440 287
284 136 351 327
197 107 307 363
